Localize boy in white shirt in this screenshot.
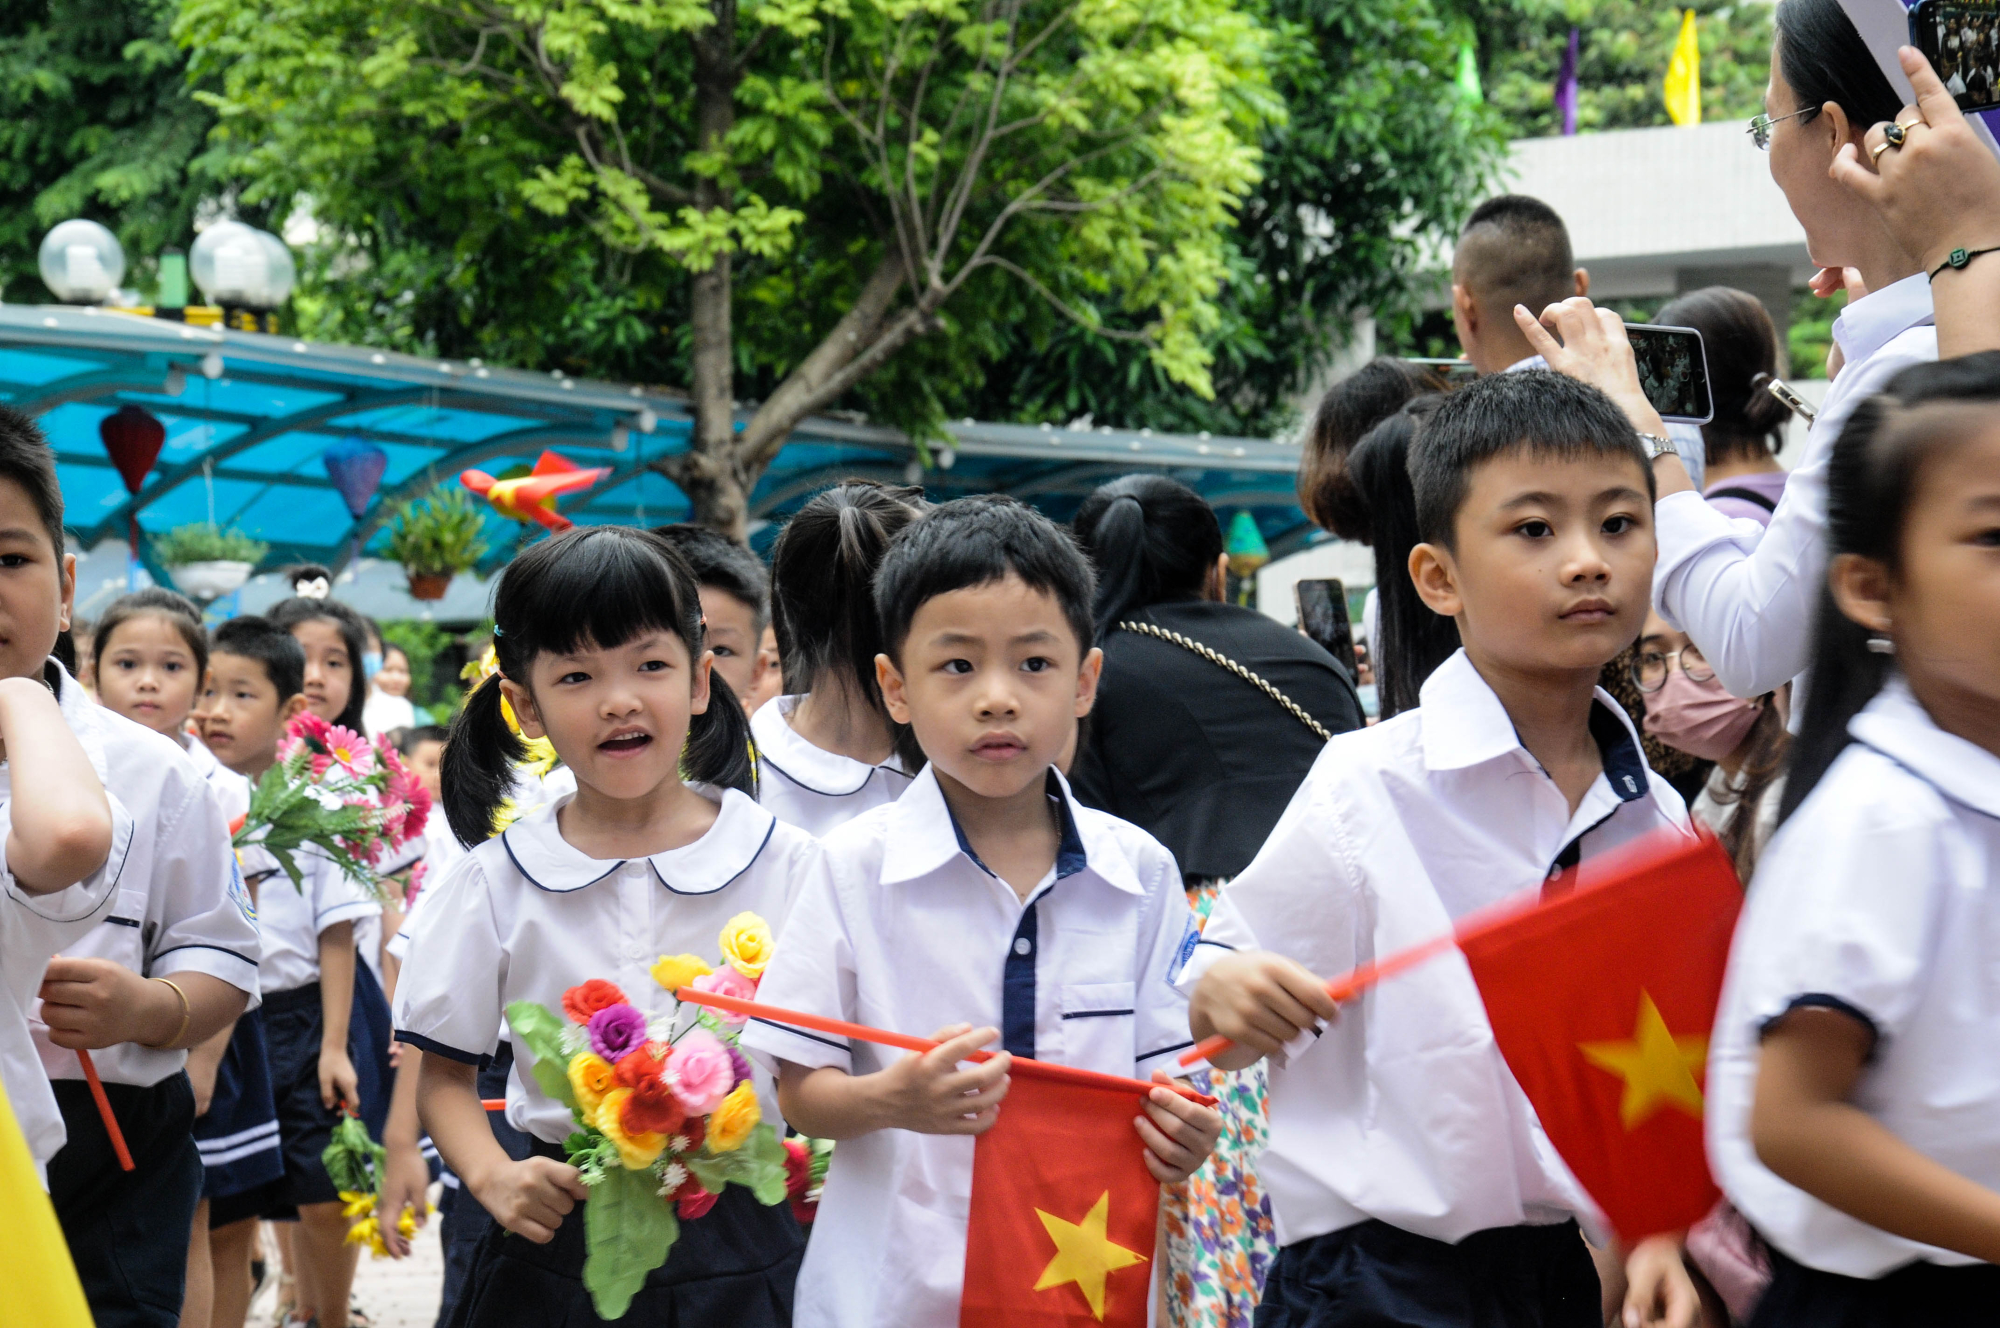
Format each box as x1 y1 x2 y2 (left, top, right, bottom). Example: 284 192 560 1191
742 496 1222 1328
1186 370 1696 1326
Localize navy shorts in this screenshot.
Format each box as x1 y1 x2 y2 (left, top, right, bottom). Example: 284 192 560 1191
1254 1219 1601 1328
193 1008 284 1214
1750 1245 2000 1327
49 1072 204 1328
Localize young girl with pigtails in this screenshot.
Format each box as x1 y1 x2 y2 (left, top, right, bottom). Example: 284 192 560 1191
393 526 819 1325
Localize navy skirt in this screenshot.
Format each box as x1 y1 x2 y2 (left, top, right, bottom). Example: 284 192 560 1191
1750 1245 2000 1327
193 1008 285 1214
446 1140 802 1328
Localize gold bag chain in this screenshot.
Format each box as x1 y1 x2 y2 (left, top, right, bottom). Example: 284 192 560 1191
1116 620 1333 743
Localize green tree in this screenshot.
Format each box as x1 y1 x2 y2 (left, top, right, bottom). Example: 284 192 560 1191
0 0 215 301
962 0 1509 436
180 0 1282 536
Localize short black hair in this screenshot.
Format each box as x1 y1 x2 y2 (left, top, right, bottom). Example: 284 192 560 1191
94 588 209 682
210 615 307 701
1411 369 1653 549
1454 195 1577 318
397 724 448 752
874 495 1096 662
651 524 771 632
0 405 67 555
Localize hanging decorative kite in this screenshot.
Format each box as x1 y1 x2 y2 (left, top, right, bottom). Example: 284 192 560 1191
460 450 610 532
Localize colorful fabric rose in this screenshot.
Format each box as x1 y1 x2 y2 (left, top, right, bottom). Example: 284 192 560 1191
675 1180 719 1220
613 1044 668 1090
726 1044 752 1088
650 953 712 994
562 979 629 1025
621 1075 686 1137
707 1081 761 1153
567 1051 617 1113
665 1029 734 1115
690 967 756 1025
595 1089 666 1168
783 1139 816 1225
717 912 774 980
587 1004 650 1063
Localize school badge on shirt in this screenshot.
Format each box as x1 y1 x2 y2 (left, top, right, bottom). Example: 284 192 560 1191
227 855 256 924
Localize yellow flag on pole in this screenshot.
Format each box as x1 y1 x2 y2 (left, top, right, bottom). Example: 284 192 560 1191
1664 9 1701 125
0 1081 92 1328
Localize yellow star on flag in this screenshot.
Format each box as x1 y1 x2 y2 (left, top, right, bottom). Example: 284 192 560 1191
1578 989 1709 1129
1032 1190 1148 1321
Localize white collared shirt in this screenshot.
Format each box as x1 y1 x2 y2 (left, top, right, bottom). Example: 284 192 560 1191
254 845 381 995
1 664 138 1168
383 814 468 966
1709 679 2000 1278
751 695 913 838
393 786 819 1146
184 735 252 824
739 765 1197 1328
1180 650 1690 1248
29 666 256 1090
1654 275 1937 700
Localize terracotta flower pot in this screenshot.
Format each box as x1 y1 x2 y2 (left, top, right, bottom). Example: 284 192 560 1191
406 571 453 601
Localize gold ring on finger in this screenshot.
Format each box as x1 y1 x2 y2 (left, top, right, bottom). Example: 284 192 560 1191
1883 121 1909 149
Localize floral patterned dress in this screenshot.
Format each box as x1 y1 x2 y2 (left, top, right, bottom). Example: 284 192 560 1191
1163 879 1278 1328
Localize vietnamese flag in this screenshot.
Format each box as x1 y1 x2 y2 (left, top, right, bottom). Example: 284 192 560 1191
1458 827 1742 1240
961 1061 1161 1328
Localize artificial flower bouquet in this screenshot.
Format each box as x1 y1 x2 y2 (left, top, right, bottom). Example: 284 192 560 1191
322 1111 427 1258
231 711 430 896
508 912 791 1319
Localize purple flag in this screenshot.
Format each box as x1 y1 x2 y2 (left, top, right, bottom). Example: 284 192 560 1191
1556 27 1580 136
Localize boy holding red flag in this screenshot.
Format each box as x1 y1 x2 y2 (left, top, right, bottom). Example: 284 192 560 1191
1187 354 1704 1327
742 497 1221 1328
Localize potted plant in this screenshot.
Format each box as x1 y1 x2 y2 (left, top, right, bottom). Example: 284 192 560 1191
153 523 269 601
385 485 489 601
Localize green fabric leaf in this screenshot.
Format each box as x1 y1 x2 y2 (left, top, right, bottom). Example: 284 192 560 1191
319 1112 384 1194
683 1123 788 1207
583 1165 678 1320
505 1000 577 1110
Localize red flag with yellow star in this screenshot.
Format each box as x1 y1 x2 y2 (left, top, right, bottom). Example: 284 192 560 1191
1458 827 1741 1240
960 1060 1162 1328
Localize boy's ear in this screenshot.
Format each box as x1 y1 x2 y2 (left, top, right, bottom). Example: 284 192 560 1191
1073 645 1103 719
1408 541 1464 619
875 652 912 726
280 694 311 722
58 552 75 635
689 649 713 716
1827 552 1895 638
498 676 546 740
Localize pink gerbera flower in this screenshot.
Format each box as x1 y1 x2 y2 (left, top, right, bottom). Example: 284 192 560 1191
322 726 375 776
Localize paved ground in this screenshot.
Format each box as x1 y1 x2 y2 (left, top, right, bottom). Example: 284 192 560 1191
244 1187 446 1328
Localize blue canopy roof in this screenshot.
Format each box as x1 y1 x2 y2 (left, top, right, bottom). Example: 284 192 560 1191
4 304 1315 588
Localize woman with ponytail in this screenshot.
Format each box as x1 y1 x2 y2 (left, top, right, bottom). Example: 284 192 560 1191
394 526 820 1326
1069 474 1361 1328
1707 353 2000 1326
753 481 926 835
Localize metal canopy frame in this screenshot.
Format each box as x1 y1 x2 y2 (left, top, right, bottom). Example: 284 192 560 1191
5 304 1313 573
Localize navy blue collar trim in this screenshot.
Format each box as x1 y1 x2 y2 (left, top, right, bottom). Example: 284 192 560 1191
1589 701 1649 803
945 769 1089 882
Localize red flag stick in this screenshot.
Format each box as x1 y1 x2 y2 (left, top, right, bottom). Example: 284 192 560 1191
1178 825 1707 1068
76 1049 134 1172
677 986 1215 1105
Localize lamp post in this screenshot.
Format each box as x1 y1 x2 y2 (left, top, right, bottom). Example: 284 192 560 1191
189 221 296 333
38 221 126 304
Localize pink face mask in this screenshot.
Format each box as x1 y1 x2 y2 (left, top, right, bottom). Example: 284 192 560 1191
1642 668 1762 762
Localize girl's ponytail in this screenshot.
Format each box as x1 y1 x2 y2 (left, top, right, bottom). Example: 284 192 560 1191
1071 475 1223 645
442 672 527 847
1348 398 1458 719
685 667 756 796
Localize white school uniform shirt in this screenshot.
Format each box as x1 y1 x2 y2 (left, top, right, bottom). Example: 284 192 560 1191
255 845 381 995
393 785 819 1146
1653 275 1937 700
0 666 138 1169
1708 679 2000 1278
184 735 253 824
383 814 467 966
28 669 259 1090
751 695 913 837
1179 649 1691 1248
739 764 1198 1328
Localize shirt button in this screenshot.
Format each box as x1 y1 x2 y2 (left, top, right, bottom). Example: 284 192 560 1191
1013 936 1032 956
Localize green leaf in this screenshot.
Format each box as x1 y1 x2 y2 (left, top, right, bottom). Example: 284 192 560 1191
504 1000 577 1110
320 1112 384 1193
683 1123 789 1206
583 1165 679 1320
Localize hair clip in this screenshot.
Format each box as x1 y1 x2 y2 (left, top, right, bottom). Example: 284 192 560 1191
492 625 504 638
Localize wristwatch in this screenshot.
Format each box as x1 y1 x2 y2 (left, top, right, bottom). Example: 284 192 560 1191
1637 432 1677 462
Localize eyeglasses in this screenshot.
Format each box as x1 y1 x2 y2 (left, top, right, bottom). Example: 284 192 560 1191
1747 107 1819 150
1631 644 1714 693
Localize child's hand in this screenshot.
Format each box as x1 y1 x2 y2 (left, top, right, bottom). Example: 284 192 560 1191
875 1023 1011 1136
1189 951 1340 1068
378 1138 433 1258
1135 1071 1221 1185
319 1044 360 1112
37 957 178 1049
1621 1234 1700 1328
470 1156 590 1244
